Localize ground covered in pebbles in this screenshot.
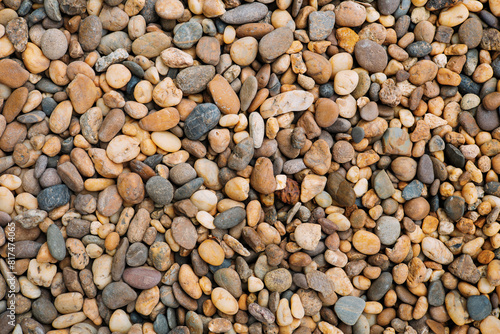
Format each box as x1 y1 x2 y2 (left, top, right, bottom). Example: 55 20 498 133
2 0 500 333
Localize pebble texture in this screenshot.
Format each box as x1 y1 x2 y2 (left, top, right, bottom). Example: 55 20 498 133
0 1 499 334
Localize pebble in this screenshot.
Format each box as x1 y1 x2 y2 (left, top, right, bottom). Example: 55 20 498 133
264 268 292 292
40 29 67 60
221 3 268 24
259 27 293 63
176 65 215 94
0 0 498 333
367 272 393 301
184 103 221 140
375 216 400 245
145 176 173 206
294 223 321 251
37 184 70 211
422 237 454 265
354 39 388 73
309 11 335 41
174 22 203 49
334 296 366 326
123 267 162 290
214 206 246 229
46 224 66 261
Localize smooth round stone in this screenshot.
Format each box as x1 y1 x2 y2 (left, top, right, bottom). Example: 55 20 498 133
32 298 58 324
46 224 66 261
375 216 400 245
169 163 197 185
154 314 169 334
173 22 203 49
359 101 378 121
214 268 243 298
211 287 239 315
476 106 500 131
176 65 215 94
264 268 292 292
428 281 445 306
354 39 388 73
126 242 149 267
403 197 430 221
145 176 173 206
444 196 465 222
378 0 400 15
458 74 481 95
213 206 246 229
319 83 334 98
220 3 268 24
367 272 392 301
459 17 483 49
123 267 162 290
151 131 182 152
401 180 424 201
172 217 197 250
38 184 70 211
308 11 335 41
444 143 466 168
184 103 221 140
467 295 492 321
334 296 366 326
40 28 68 59
230 37 258 66
198 239 225 266
406 41 432 57
174 178 204 201
351 127 365 143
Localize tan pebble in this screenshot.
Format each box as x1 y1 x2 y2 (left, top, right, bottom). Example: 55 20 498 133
352 230 381 255
198 239 225 266
106 64 131 89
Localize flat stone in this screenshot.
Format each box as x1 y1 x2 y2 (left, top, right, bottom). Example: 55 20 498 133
123 267 162 289
444 196 465 222
259 90 314 119
467 295 491 321
102 282 137 309
308 11 335 41
428 281 445 306
334 296 366 326
176 65 215 94
47 224 66 261
264 268 292 292
172 217 198 250
38 184 70 212
448 254 480 284
173 22 203 49
145 176 173 206
214 206 246 229
259 27 294 63
227 137 254 171
221 3 268 24
382 127 412 156
372 170 395 200
184 103 221 140
375 216 400 245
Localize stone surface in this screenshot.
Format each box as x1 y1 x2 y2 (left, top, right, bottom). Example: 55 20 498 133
334 296 366 326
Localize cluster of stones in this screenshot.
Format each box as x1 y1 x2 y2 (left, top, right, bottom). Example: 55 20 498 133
2 0 500 333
